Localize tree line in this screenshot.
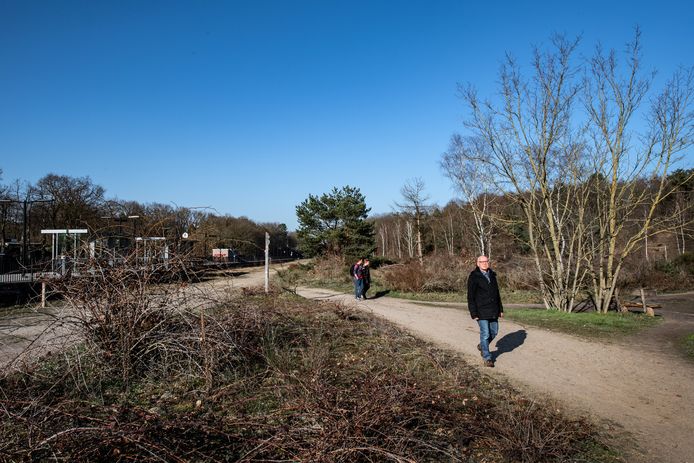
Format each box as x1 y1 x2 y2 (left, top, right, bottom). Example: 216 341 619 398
0 171 296 266
296 31 694 313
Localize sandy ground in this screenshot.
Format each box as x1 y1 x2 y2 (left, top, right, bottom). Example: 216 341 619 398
2 269 693 462
295 287 694 463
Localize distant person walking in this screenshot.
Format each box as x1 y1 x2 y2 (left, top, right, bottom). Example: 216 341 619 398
350 258 364 300
467 255 503 367
361 258 371 299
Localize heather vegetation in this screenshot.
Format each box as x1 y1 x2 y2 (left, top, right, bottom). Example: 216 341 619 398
0 262 618 462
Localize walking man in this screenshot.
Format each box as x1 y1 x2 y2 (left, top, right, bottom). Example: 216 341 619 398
467 255 503 367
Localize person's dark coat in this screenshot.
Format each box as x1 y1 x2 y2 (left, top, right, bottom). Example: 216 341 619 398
467 267 503 320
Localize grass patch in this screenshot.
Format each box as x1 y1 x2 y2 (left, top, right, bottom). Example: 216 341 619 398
680 333 694 359
505 308 662 339
0 291 618 462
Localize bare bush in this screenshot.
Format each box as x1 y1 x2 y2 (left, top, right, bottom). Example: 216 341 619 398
381 261 427 292
491 400 596 462
313 254 352 282
381 255 469 293
497 256 542 291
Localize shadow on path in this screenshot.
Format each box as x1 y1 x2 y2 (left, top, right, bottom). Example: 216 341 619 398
493 329 527 360
369 290 391 300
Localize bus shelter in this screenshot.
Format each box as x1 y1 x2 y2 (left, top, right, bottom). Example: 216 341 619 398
41 229 89 274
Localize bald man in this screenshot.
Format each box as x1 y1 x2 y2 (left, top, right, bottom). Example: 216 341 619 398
467 255 504 367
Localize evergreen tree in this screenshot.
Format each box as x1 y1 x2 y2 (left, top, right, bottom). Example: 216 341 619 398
295 186 375 259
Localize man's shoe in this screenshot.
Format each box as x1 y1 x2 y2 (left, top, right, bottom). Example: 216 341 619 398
484 359 495 367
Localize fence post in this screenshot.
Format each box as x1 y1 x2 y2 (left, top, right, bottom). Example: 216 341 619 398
264 232 270 294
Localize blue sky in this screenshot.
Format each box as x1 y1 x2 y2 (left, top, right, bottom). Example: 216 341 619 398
1 0 692 230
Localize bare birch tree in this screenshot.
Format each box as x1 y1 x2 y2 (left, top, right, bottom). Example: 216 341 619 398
396 178 429 263
442 134 497 257
583 29 694 313
404 220 415 259
459 35 590 311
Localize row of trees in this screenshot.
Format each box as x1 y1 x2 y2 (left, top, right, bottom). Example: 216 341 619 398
447 31 693 313
295 31 694 313
385 32 694 312
0 171 296 265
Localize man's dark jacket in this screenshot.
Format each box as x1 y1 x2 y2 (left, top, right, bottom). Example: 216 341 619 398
467 267 503 320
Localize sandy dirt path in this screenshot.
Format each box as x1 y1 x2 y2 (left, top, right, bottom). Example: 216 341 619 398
296 286 694 463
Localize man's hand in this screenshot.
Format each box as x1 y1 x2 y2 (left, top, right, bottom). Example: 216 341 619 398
474 317 479 321
500 313 504 318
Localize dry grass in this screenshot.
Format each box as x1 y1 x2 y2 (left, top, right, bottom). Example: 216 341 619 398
380 254 468 293
0 260 617 462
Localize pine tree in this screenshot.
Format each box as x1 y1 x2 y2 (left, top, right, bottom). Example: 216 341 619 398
295 186 376 260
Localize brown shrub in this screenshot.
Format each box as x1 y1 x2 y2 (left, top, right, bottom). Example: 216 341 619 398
313 254 352 282
381 254 468 293
381 261 427 292
496 256 541 291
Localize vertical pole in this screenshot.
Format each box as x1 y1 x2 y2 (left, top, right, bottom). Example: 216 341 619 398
22 200 28 272
264 232 270 294
41 281 46 308
640 287 654 317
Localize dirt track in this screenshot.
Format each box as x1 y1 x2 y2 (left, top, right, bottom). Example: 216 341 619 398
296 286 694 463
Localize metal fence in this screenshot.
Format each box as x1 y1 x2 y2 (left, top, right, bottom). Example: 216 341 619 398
0 272 35 284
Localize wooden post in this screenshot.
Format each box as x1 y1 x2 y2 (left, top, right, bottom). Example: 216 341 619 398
615 287 627 313
41 281 46 308
264 232 270 294
640 287 654 317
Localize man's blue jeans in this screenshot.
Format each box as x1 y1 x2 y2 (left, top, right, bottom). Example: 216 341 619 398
354 279 364 299
477 318 499 361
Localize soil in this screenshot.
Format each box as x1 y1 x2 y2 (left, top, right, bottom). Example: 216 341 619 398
296 286 694 463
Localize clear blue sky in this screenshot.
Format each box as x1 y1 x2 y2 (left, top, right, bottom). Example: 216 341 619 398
1 0 692 230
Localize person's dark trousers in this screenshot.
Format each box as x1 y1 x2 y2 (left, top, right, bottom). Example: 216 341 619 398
361 282 370 299
477 318 499 361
